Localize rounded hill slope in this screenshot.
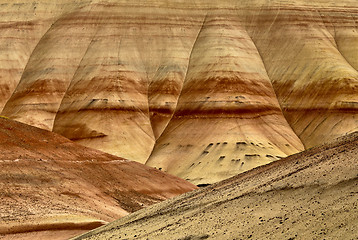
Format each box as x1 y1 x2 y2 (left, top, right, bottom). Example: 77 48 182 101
0 0 357 184
74 131 358 240
0 117 196 240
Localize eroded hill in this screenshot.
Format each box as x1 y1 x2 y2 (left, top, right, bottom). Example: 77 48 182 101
0 117 196 240
0 0 357 184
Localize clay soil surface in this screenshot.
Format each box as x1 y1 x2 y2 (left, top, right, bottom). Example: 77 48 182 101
0 118 196 240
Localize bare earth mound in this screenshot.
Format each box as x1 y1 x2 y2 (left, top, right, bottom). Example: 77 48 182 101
0 118 197 240
74 132 358 239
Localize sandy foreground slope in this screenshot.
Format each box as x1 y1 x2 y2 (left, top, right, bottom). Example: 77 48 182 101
74 131 358 240
1 0 357 184
0 117 196 240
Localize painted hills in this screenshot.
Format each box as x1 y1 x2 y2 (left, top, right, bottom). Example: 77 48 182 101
74 131 358 240
0 0 357 239
0 117 196 240
0 0 357 185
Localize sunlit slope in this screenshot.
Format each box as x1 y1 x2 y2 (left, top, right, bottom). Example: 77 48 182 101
74 131 358 240
0 118 196 240
0 0 357 184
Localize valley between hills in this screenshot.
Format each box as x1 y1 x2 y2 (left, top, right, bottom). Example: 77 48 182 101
0 0 357 239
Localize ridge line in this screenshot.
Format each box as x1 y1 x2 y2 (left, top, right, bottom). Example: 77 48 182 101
244 11 304 150
52 23 101 131
0 16 59 116
317 9 358 73
144 13 208 165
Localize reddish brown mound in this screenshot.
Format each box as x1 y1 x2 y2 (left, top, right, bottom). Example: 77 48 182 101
74 132 358 239
0 117 197 240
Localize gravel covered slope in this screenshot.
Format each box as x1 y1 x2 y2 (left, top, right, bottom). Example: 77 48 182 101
75 132 358 240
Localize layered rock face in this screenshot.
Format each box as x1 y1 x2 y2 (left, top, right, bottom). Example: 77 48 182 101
245 3 358 148
0 0 91 112
1 0 357 184
146 14 304 184
0 118 196 240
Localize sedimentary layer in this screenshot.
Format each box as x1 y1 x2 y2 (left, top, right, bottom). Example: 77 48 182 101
0 0 92 113
0 0 357 183
245 3 358 148
146 13 304 184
